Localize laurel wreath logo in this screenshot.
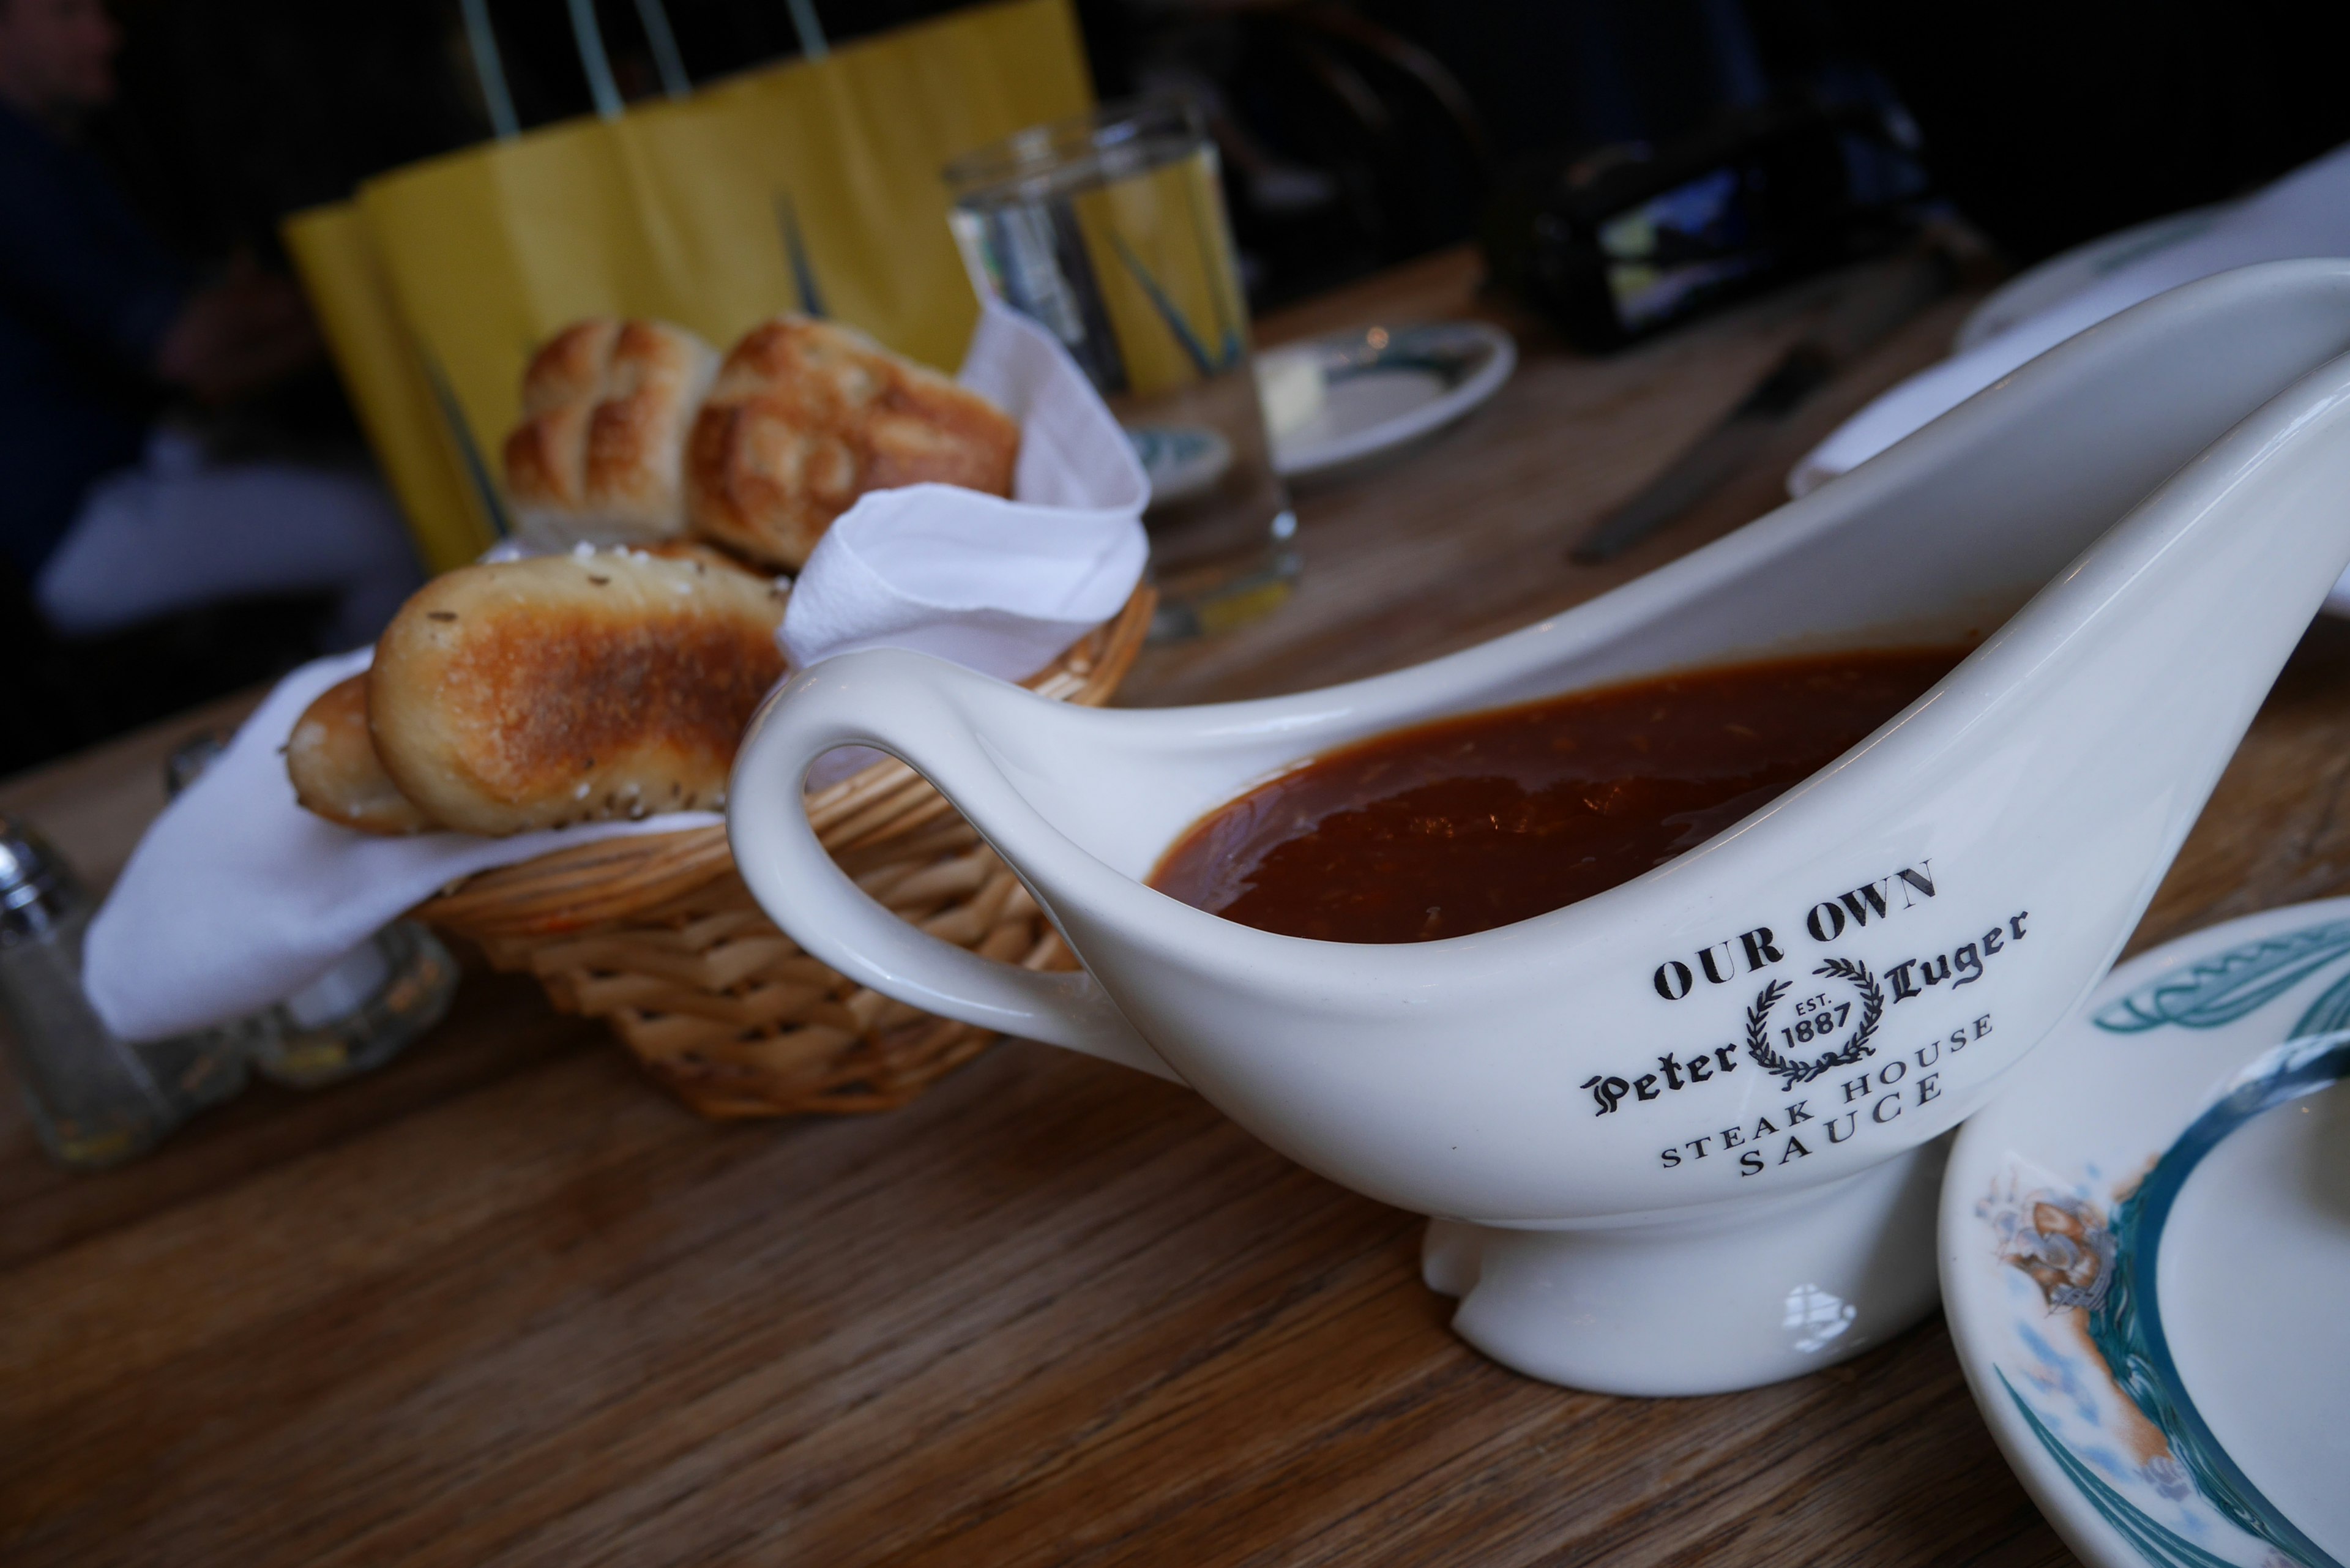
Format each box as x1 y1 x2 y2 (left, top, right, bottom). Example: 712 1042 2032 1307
1745 958 1885 1089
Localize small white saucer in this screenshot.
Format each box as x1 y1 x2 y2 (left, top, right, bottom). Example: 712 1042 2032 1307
1941 900 2350 1568
1259 321 1515 483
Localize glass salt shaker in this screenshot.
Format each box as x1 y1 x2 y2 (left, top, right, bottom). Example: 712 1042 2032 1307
0 806 257 1137
255 920 456 1088
0 813 183 1169
165 732 459 1089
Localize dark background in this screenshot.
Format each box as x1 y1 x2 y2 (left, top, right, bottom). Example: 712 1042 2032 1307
91 0 2350 308
10 0 2350 775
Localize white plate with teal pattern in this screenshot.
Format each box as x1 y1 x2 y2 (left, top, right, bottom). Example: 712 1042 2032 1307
1942 900 2350 1568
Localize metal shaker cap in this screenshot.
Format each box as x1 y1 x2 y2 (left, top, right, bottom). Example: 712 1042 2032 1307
0 813 83 945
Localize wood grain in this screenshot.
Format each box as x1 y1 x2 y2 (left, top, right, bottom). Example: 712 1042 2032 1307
15 244 2342 1566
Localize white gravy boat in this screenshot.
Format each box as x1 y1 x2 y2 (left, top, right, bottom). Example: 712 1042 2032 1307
729 261 2350 1395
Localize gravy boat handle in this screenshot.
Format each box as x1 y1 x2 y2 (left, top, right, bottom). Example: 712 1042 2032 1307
728 650 1182 1083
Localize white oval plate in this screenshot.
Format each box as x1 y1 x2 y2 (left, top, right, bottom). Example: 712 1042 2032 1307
1261 320 1515 483
1954 204 2234 354
1941 899 2350 1568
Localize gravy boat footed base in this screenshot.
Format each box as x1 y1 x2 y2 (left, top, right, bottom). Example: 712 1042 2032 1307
729 262 2350 1395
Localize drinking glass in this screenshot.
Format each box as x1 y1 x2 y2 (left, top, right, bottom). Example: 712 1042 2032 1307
946 97 1299 641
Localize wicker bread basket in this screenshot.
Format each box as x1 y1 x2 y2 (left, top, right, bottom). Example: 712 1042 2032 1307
411 588 1155 1119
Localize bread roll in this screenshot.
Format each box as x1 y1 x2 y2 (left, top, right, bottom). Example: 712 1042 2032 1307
286 674 434 836
503 319 720 548
685 315 1020 569
369 548 788 837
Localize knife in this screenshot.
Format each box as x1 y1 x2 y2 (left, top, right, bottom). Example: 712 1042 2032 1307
1569 245 1956 565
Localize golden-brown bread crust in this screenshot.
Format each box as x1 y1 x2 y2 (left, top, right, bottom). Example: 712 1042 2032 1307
634 539 759 573
368 550 788 837
685 316 1020 570
520 319 619 415
503 319 719 547
286 675 435 836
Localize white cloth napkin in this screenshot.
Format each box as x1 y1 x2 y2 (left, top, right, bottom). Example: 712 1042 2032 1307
781 302 1148 677
84 649 715 1043
86 303 1148 1042
1789 140 2350 510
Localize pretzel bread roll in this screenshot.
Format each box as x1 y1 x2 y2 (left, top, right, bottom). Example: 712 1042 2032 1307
369 550 788 837
503 319 720 548
685 315 1020 569
286 674 435 835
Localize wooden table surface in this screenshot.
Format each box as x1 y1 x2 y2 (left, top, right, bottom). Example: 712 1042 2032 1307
9 246 2348 1566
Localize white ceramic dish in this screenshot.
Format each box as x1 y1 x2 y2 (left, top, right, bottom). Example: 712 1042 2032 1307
1261 321 1515 482
1936 206 2350 625
1942 899 2350 1568
1955 204 2234 353
731 261 2350 1396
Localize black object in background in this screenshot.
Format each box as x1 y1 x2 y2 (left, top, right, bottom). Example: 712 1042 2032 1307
93 0 2350 321
1106 1 1494 310
1103 0 1915 311
1821 0 2350 267
1483 99 1929 351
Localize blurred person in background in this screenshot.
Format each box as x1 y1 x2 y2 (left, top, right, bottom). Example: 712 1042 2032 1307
0 0 422 651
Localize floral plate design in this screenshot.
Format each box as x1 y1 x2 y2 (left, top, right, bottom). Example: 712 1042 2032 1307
1942 901 2350 1568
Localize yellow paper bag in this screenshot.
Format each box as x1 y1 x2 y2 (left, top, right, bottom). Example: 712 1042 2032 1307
286 0 1093 572
282 203 512 572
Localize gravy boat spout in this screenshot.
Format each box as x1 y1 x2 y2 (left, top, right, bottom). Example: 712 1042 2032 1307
730 261 2350 1395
